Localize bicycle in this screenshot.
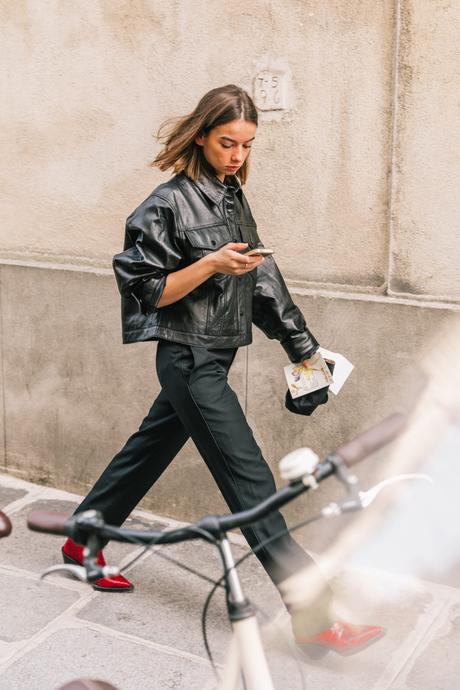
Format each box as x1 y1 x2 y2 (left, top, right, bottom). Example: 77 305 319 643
27 413 430 690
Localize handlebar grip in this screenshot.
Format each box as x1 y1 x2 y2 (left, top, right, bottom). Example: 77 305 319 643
57 681 120 690
0 511 12 538
335 413 407 467
27 511 70 536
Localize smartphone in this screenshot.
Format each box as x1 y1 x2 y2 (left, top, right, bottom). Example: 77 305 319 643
242 247 275 257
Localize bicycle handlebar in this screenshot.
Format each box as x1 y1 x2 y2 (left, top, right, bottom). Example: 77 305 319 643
27 511 68 536
27 413 406 542
335 412 406 467
57 681 119 690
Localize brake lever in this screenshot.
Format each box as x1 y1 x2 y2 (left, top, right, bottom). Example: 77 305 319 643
39 562 121 584
40 564 89 582
322 473 432 516
358 473 432 507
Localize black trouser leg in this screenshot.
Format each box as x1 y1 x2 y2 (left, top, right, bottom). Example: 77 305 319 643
74 388 189 527
74 340 333 630
156 342 332 602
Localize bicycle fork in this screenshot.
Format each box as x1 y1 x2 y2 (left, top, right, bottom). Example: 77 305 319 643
217 537 275 690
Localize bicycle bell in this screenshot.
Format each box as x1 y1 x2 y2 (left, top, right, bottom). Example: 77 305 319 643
279 447 320 484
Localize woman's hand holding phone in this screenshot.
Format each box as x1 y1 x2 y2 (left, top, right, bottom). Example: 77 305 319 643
159 243 262 307
205 242 264 276
241 246 275 257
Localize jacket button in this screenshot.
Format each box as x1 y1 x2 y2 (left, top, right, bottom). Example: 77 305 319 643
211 240 216 246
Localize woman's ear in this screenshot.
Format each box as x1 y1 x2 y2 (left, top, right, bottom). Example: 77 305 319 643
195 133 205 146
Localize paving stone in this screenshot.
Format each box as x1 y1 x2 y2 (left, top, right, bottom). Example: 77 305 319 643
3 498 81 574
391 598 460 690
0 627 213 690
305 568 441 688
261 566 448 690
76 541 444 688
78 537 283 663
2 498 167 577
0 486 27 509
0 472 458 690
0 571 78 642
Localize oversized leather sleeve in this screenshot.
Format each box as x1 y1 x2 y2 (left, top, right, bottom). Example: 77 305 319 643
112 198 183 314
252 255 319 363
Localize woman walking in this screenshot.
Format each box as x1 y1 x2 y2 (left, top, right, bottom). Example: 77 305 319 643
62 85 383 656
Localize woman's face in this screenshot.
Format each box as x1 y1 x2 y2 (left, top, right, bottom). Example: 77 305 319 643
195 118 257 182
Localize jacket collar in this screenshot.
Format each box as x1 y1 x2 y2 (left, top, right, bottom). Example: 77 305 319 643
192 171 243 205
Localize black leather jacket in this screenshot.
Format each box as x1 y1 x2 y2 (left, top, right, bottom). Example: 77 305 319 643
113 171 319 362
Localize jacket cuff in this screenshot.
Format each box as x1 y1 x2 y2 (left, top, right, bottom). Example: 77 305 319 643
131 275 167 314
281 331 319 363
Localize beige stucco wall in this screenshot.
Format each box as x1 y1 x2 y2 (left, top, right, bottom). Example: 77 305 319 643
389 1 460 299
1 1 393 287
2 1 458 293
1 1 459 526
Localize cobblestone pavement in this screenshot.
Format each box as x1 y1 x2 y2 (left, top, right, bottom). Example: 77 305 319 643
0 473 458 690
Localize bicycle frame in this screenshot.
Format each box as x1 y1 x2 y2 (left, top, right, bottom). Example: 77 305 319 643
215 536 274 690
218 616 273 690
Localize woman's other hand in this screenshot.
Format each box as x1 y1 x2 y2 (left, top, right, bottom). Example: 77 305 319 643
205 242 264 276
302 353 319 368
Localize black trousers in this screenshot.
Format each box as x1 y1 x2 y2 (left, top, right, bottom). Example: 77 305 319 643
75 340 333 605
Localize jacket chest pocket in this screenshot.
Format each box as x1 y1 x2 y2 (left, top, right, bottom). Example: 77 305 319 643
183 224 232 261
238 223 261 249
180 224 237 336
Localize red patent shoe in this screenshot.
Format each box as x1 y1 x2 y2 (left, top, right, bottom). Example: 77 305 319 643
62 537 134 593
296 620 386 658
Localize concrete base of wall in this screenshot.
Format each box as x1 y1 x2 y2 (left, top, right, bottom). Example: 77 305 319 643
1 262 458 553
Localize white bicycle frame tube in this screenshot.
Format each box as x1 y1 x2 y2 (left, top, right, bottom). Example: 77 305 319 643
216 538 274 690
217 616 275 690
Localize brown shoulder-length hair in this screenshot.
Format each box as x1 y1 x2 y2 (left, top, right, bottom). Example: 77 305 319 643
151 85 258 184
